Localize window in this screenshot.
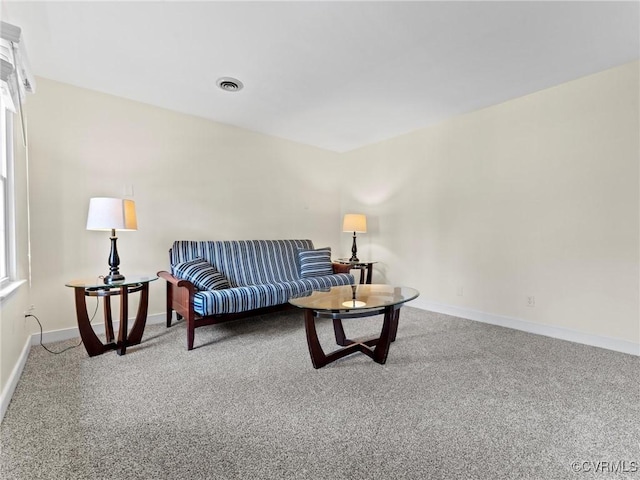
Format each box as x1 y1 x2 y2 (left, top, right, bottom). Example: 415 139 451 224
0 97 14 288
0 20 32 295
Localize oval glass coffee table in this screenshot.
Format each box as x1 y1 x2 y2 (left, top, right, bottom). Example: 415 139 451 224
289 284 419 368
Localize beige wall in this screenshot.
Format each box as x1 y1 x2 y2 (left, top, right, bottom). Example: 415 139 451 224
341 61 639 345
24 78 343 333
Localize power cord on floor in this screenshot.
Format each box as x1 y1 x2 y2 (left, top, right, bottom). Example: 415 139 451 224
25 313 83 354
25 297 99 354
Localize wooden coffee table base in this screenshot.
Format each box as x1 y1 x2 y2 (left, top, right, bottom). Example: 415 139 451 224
303 305 401 369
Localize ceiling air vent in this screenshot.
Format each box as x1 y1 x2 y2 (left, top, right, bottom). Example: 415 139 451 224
216 77 243 92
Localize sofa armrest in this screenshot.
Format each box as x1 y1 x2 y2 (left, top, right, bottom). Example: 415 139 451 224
158 270 197 292
332 262 352 274
158 271 198 329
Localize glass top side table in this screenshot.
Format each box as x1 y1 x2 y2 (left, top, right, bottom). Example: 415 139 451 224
65 275 157 356
333 258 377 284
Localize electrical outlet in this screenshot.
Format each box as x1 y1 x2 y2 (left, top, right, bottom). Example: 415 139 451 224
526 296 536 307
24 304 35 316
456 286 464 297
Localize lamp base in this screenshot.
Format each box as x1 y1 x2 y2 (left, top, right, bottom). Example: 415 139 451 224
350 232 359 262
103 274 125 285
104 231 125 284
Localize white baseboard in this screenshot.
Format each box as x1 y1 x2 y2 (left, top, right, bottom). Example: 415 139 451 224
0 313 166 424
409 299 639 356
0 335 31 424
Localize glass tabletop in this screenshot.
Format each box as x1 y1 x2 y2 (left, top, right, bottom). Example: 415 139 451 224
334 258 377 265
289 284 419 312
65 275 158 289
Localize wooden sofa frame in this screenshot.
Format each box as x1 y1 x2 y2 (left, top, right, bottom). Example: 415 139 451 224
158 263 353 350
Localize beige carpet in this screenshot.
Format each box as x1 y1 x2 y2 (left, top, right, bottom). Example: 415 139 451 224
1 307 638 479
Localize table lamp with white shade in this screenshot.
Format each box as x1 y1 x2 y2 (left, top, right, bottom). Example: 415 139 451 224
86 197 137 284
342 213 367 262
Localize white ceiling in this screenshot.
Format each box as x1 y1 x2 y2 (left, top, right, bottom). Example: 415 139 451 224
3 1 639 152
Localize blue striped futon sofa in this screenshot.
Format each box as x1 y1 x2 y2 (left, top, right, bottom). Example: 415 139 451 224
158 239 355 350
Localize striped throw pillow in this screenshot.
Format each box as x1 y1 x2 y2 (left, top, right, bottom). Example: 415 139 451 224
298 247 333 278
172 258 230 291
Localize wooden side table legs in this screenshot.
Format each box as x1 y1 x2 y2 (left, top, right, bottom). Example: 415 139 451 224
74 287 110 357
117 285 128 355
353 263 374 284
72 283 149 357
127 283 150 346
103 295 115 343
364 264 373 284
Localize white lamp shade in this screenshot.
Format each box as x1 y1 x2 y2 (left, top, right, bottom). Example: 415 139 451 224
86 197 138 231
343 214 367 233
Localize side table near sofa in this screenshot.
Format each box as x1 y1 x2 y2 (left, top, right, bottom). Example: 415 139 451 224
333 259 377 284
65 275 157 357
